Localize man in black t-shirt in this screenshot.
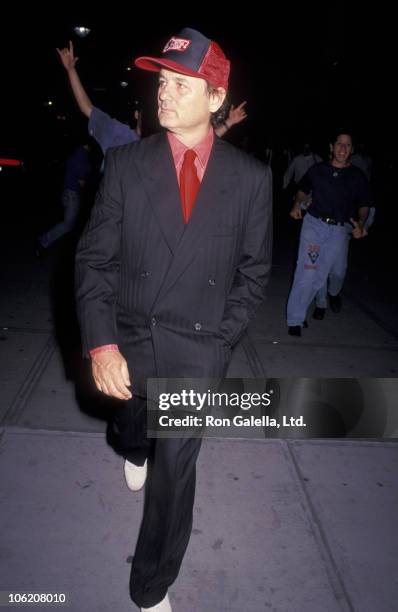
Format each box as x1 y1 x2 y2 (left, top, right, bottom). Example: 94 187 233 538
287 131 371 336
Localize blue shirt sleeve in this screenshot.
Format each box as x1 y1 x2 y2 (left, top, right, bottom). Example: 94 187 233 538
88 106 140 154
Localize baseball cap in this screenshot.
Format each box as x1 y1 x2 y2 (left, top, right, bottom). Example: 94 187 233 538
135 27 230 90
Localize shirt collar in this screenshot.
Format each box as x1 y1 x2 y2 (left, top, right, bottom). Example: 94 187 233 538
167 127 214 170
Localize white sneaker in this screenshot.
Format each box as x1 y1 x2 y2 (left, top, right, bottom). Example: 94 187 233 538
124 458 147 491
141 592 172 611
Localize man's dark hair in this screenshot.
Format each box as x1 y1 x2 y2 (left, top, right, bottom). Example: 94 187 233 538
330 128 355 145
206 83 229 127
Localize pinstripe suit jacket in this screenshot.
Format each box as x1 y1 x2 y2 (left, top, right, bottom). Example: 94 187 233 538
75 131 272 395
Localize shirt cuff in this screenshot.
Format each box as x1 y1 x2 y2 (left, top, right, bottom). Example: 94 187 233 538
89 344 119 358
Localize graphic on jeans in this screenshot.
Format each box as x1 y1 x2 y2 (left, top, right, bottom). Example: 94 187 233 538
307 244 320 264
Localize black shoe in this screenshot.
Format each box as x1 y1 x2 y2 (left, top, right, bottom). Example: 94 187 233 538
288 325 301 337
328 293 342 313
312 307 326 320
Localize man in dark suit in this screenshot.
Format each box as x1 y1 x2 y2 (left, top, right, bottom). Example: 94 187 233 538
75 28 272 612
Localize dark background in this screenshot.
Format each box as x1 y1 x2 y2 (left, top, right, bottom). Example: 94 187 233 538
2 6 396 161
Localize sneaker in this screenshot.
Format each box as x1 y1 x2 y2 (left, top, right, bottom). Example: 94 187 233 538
328 293 342 313
124 458 147 492
312 307 326 320
288 326 301 337
141 593 172 611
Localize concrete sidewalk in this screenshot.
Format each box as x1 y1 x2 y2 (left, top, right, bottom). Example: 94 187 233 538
1 428 397 612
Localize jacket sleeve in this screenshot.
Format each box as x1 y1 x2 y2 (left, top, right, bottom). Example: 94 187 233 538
219 165 273 347
75 149 123 357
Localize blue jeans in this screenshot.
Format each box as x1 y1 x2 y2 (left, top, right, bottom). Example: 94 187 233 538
39 189 80 248
314 222 352 307
287 214 351 326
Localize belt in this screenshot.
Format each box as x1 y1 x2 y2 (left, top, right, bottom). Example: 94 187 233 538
310 213 345 226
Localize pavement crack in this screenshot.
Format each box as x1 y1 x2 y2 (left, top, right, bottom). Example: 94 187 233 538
0 334 57 427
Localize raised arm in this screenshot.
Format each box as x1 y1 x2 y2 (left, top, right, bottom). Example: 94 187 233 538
215 101 247 137
57 40 93 118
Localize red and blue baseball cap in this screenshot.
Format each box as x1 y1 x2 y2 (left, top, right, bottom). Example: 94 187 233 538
135 27 230 90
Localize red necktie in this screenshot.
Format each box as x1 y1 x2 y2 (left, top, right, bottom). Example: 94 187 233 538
179 149 200 224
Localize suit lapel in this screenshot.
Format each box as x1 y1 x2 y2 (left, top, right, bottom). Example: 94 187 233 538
139 132 185 254
155 137 238 302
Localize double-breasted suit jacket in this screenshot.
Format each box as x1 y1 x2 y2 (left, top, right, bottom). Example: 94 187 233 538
75 132 272 395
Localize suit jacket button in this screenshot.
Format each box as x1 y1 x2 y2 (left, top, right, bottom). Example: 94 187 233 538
141 271 149 278
151 317 157 326
194 322 202 331
208 278 216 286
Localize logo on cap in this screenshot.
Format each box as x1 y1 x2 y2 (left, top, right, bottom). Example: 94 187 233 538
163 37 191 53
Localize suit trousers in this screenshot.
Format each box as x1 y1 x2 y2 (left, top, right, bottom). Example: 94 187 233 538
110 395 202 608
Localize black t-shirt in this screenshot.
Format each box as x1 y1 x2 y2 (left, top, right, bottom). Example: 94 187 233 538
298 162 372 223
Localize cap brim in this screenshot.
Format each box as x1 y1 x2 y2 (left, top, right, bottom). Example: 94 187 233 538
135 56 205 81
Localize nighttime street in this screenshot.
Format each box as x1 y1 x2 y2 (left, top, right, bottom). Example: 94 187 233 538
1 8 397 612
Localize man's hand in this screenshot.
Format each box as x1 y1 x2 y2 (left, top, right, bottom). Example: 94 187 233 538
350 218 368 239
290 205 303 220
56 40 78 72
91 350 132 400
227 101 247 127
